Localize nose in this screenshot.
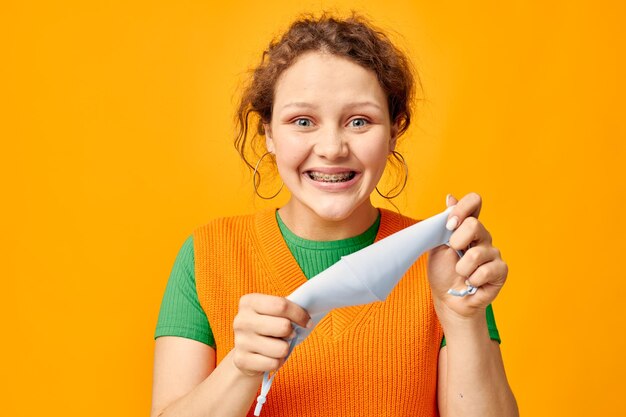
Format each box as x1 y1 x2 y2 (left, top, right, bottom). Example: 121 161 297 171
313 127 349 160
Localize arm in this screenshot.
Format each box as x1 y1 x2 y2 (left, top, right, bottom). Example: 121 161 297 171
430 193 519 417
437 319 518 417
151 295 311 417
151 337 263 417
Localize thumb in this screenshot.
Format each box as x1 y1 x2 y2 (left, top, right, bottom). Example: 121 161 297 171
446 193 458 208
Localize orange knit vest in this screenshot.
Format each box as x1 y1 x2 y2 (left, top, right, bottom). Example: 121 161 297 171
193 208 443 417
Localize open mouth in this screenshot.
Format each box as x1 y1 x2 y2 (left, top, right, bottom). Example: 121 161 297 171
306 171 356 183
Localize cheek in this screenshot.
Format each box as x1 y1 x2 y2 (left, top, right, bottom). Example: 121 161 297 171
275 145 307 173
273 135 310 167
360 141 391 172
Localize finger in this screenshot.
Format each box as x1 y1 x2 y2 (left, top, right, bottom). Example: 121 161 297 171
466 259 508 288
454 246 500 278
234 313 296 339
446 192 482 231
240 293 311 328
446 194 458 208
448 217 492 250
236 333 292 360
233 351 283 374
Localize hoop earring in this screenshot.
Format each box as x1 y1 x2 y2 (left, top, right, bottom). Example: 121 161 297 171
375 151 408 200
253 151 284 200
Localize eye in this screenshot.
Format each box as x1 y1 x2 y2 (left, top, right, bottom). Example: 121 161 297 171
349 118 369 128
293 118 313 127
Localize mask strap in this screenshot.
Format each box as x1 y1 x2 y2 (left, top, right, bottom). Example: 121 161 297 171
445 243 478 297
253 329 300 416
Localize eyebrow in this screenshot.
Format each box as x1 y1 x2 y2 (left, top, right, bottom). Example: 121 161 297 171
280 102 316 110
280 101 383 111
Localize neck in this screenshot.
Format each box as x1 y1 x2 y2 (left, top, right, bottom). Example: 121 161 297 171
277 199 379 241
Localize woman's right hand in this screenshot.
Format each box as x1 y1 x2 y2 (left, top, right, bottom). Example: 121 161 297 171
232 293 312 377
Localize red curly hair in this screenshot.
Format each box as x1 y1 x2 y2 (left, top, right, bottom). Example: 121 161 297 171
234 12 419 174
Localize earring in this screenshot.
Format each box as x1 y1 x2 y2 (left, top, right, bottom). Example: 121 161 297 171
375 151 408 200
253 151 284 200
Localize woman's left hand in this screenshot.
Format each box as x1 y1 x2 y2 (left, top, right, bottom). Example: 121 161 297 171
427 192 508 320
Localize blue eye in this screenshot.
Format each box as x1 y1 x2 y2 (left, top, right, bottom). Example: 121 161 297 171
350 118 368 128
294 118 312 127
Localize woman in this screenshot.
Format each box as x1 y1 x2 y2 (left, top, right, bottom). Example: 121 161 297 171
151 13 518 417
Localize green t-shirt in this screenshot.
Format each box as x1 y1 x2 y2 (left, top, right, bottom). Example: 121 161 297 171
154 211 500 348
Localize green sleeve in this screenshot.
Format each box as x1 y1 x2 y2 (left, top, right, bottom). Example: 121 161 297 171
440 304 501 349
154 235 216 348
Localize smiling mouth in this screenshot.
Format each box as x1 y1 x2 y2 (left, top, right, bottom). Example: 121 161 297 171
306 171 356 183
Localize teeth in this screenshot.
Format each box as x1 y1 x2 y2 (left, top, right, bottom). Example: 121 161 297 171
308 171 355 183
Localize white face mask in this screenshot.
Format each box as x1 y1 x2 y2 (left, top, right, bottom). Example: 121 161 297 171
254 205 476 416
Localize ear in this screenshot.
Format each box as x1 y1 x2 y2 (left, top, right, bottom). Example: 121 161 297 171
264 123 275 153
389 119 400 152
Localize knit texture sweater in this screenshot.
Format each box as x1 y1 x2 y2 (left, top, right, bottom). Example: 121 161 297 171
193 208 443 417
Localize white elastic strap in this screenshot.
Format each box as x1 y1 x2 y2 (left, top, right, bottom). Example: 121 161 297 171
446 245 478 297
447 284 478 297
253 371 275 416
254 331 299 416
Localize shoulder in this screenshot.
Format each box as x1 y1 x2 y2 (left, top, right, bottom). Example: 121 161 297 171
378 208 420 235
179 234 194 253
192 211 260 237
191 209 277 249
172 234 195 267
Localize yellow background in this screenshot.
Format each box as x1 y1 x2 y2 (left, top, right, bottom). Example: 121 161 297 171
2 0 624 415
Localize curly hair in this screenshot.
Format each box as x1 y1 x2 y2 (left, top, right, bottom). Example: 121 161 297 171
234 12 419 173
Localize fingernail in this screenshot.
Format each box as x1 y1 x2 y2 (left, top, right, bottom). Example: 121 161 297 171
464 279 471 286
306 319 313 329
446 216 459 231
446 194 454 207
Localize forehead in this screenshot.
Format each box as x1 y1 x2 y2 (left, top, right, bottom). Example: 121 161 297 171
273 51 387 110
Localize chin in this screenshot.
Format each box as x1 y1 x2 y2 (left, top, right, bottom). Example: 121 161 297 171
306 198 371 223
313 208 353 222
